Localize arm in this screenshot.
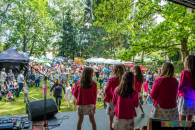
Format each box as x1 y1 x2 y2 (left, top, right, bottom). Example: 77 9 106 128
50 84 55 92
178 71 186 92
112 89 118 105
150 79 161 100
105 78 112 97
93 82 97 104
73 84 78 99
133 92 139 108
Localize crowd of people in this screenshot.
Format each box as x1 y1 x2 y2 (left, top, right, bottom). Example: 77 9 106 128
0 55 195 130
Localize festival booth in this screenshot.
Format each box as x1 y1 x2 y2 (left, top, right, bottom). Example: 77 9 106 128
0 48 29 74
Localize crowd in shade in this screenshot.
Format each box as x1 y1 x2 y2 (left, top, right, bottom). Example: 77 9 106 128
0 55 195 130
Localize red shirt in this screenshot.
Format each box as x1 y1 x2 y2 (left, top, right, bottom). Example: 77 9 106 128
134 76 143 93
150 77 178 109
112 87 139 119
73 81 97 105
178 70 195 100
104 76 119 102
73 66 77 71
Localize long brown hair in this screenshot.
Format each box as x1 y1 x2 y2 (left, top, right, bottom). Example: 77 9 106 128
160 62 174 77
113 64 125 83
80 67 93 89
117 72 135 98
186 55 195 90
134 66 143 82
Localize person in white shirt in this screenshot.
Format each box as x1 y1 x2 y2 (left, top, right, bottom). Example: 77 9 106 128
65 83 71 107
1 68 7 89
153 70 158 81
176 74 180 83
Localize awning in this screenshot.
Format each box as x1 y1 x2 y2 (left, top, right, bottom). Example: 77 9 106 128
168 0 195 9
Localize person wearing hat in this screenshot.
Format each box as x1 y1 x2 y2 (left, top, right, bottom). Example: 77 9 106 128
1 68 7 92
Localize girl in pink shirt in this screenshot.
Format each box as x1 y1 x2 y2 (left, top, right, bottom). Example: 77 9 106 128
105 64 125 130
134 66 144 116
143 81 149 104
73 67 97 130
112 72 139 130
178 55 195 121
150 62 179 120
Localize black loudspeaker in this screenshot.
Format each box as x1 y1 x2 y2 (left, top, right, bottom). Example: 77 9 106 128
26 99 58 121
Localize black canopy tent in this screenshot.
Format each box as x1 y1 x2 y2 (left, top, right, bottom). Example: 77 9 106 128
168 0 195 9
0 48 29 74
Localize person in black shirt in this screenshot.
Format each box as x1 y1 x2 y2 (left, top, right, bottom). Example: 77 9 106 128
50 79 65 110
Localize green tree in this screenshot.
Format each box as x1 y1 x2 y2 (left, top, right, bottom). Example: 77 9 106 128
2 0 55 57
94 0 195 61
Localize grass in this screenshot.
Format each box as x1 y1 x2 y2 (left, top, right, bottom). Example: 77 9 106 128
0 81 105 117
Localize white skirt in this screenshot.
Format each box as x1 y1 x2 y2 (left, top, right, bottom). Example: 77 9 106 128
112 116 134 130
143 92 148 96
77 104 96 115
106 101 116 116
66 94 70 101
178 96 195 116
150 104 179 120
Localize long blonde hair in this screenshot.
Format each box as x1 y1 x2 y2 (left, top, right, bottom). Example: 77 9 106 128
160 62 174 78
113 64 125 83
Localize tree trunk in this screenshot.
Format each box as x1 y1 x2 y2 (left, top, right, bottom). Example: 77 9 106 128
181 38 189 61
142 51 144 66
30 36 35 55
23 35 26 52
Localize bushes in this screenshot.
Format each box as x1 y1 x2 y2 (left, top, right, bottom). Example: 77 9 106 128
157 60 166 66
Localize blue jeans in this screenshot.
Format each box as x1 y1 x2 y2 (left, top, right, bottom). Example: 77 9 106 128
35 79 40 88
10 89 17 96
16 83 23 97
98 98 101 102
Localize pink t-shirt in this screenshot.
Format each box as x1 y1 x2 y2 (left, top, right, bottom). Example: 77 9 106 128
73 81 97 105
112 87 139 119
143 81 149 92
150 77 178 109
178 70 195 100
104 76 119 102
134 76 143 93
6 94 13 99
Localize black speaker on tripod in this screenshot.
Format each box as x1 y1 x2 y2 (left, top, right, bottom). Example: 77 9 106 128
26 99 58 121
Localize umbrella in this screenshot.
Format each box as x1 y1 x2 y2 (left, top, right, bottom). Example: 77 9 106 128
124 63 135 67
34 59 51 63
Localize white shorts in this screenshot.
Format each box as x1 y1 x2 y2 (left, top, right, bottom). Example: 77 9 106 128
143 92 148 96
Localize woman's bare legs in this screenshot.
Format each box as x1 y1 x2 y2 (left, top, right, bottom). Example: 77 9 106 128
143 96 147 105
89 115 97 130
73 101 76 111
179 115 192 121
109 115 114 130
77 114 84 130
139 101 145 115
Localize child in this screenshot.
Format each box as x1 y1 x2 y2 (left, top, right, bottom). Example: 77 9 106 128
112 72 139 130
73 67 97 130
35 73 40 89
148 72 153 91
9 81 17 96
99 93 107 109
146 93 153 104
71 85 77 111
97 87 103 102
5 91 14 101
23 81 29 103
93 74 97 83
42 80 47 97
176 74 180 83
103 82 107 92
103 73 108 86
69 78 73 87
65 83 71 107
139 95 144 105
143 81 149 105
